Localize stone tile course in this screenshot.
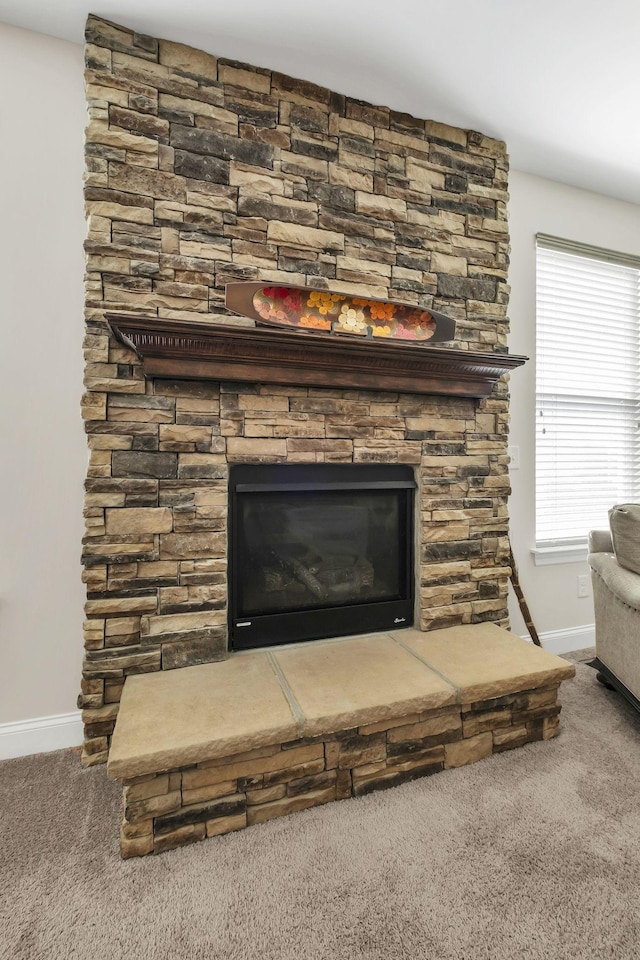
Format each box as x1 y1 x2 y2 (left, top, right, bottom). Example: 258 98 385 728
108 654 300 778
274 634 456 736
398 624 574 700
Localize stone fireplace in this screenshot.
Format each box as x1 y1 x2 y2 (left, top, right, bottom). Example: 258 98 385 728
80 15 518 767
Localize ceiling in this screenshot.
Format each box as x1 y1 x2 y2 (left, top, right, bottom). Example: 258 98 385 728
2 0 639 205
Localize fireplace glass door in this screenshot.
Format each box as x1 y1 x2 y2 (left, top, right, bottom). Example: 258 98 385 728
229 464 415 649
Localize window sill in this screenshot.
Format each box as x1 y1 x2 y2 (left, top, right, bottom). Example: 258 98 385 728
531 544 588 566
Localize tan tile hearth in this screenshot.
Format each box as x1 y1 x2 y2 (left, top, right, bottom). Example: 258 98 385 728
274 634 457 738
397 623 574 702
108 624 575 857
107 654 300 780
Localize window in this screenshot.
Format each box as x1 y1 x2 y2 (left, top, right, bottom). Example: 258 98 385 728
535 235 640 550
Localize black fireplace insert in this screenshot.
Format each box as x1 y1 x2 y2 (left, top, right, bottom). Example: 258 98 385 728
229 463 416 649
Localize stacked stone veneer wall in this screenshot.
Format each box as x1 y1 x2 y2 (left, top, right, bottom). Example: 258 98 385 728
120 683 561 857
80 15 512 765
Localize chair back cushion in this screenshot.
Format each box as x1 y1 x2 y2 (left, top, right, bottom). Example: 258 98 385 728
609 504 640 575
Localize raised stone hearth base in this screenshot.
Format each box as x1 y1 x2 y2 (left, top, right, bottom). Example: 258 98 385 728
107 624 575 857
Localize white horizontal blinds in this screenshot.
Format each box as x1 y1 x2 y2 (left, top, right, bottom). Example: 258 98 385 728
536 237 640 545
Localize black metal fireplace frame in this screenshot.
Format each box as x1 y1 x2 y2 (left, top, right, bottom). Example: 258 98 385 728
229 463 416 650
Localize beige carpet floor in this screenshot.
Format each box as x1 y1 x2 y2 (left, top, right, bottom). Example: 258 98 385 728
2 652 640 960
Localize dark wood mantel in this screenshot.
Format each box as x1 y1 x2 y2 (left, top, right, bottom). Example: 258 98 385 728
107 313 527 399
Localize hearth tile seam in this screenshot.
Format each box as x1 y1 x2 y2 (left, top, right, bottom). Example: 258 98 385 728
267 652 306 734
391 635 461 702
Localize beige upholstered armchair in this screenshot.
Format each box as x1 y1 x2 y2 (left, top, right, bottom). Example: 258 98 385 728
589 505 640 709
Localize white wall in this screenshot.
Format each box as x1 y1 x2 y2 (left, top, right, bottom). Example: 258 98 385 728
0 23 86 728
507 171 640 646
2 20 640 739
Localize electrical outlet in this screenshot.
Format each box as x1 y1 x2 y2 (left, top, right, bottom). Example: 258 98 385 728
508 445 520 470
577 574 590 598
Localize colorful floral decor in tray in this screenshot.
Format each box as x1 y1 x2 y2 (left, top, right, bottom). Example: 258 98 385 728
225 282 456 344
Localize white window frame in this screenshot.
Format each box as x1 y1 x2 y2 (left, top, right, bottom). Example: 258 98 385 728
533 234 640 565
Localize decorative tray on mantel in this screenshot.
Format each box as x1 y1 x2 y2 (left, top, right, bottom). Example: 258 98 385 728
225 281 456 344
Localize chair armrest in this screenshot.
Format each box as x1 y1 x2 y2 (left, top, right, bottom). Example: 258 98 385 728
589 529 613 554
590 552 640 612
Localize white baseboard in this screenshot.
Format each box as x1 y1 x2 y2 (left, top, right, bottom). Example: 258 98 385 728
0 710 83 761
522 624 595 655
